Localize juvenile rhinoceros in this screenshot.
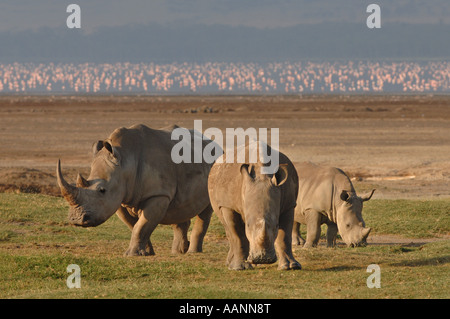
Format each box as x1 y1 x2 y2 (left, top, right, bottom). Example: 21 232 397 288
57 124 216 256
292 162 375 248
208 142 301 270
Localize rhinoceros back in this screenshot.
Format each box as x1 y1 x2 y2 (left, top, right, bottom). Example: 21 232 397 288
295 162 354 223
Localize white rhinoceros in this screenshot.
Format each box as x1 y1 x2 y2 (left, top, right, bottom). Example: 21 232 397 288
57 124 218 256
293 162 375 248
208 141 301 270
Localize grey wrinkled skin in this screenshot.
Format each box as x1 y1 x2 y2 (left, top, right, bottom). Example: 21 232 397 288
208 142 301 271
57 124 217 256
292 162 375 248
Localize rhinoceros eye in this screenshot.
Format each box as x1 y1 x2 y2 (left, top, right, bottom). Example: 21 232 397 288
99 187 106 194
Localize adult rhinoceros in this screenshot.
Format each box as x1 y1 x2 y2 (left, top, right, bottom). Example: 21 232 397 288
57 124 216 256
208 141 301 270
292 162 375 248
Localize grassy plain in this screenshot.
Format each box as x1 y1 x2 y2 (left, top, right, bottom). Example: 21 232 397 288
0 193 448 299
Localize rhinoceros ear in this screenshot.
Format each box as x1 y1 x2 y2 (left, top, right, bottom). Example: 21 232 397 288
103 141 121 163
240 164 256 181
272 164 288 187
92 140 103 156
340 190 351 202
361 189 376 202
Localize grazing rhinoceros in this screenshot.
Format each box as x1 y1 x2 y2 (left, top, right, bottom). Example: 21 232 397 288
292 162 375 248
57 124 217 256
208 141 301 270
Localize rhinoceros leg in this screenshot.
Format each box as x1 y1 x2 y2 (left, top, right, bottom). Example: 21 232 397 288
291 221 306 246
188 204 213 253
326 222 338 248
276 208 302 270
218 207 252 270
116 206 155 255
125 196 170 256
172 220 190 254
304 210 322 248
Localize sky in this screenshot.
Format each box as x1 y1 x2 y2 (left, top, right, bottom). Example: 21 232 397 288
0 1 448 63
0 0 449 33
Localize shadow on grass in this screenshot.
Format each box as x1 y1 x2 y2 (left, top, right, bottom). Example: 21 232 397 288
390 255 450 267
317 265 361 272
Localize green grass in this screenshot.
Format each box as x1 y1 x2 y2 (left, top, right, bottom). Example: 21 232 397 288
0 193 448 299
364 199 450 238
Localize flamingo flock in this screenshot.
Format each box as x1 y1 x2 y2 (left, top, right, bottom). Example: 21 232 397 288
0 61 448 94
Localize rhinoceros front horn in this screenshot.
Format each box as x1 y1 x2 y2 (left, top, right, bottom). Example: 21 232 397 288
56 159 79 206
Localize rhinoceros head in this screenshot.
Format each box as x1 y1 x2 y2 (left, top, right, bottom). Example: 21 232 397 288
336 189 375 247
240 163 289 264
57 140 126 227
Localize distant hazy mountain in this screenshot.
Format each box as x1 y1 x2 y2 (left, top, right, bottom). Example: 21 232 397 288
0 22 449 63
0 0 449 32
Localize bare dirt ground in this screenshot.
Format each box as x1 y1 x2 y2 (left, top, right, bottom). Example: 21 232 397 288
0 94 449 246
1 94 448 198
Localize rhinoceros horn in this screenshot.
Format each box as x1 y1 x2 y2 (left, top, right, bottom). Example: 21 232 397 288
56 159 79 206
362 227 371 239
76 173 90 188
